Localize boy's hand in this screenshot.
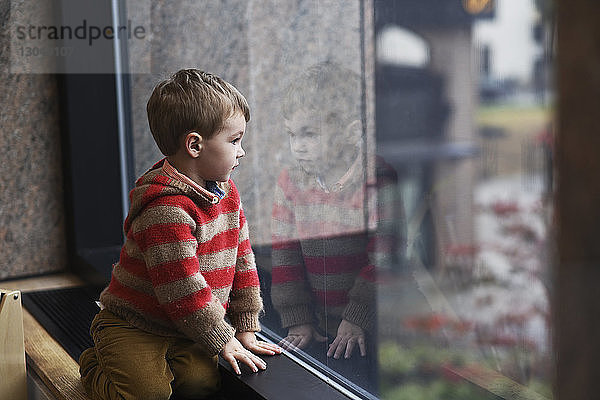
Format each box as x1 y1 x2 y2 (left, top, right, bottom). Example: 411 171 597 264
327 319 366 359
220 336 267 375
235 331 283 356
279 324 327 350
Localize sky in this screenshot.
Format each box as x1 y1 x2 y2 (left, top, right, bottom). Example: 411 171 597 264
377 0 541 83
473 0 540 82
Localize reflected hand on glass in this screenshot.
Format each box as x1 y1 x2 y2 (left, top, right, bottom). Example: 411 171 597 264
279 324 327 351
327 319 366 359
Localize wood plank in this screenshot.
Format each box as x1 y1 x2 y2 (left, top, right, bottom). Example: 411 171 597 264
0 290 28 400
0 273 85 293
22 308 91 400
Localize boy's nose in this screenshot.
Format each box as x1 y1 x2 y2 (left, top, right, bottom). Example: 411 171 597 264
237 146 246 158
291 138 306 154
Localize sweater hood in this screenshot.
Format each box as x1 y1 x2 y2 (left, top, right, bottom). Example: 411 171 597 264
124 159 222 234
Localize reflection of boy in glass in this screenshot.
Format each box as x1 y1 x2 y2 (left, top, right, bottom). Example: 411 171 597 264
270 62 402 365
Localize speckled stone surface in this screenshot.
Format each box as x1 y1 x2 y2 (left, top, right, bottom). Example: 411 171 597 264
129 0 251 180
0 73 67 279
128 0 373 245
245 0 368 244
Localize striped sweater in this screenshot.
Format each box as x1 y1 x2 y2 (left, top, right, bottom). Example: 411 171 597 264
100 159 263 355
270 158 402 334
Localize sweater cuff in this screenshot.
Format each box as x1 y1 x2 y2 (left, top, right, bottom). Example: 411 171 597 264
230 312 261 332
342 301 374 332
278 305 315 329
202 319 236 356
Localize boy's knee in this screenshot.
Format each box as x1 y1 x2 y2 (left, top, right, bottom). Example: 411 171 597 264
114 364 174 400
127 381 172 400
80 347 173 400
173 364 221 399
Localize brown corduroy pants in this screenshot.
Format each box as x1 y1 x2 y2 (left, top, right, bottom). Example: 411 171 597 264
79 309 220 400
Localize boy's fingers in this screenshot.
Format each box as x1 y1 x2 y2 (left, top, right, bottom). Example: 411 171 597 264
345 338 356 359
358 337 367 357
279 335 300 350
258 341 283 354
249 343 275 355
333 338 348 359
327 336 342 358
290 335 303 349
223 354 241 375
298 335 311 349
236 352 259 373
244 353 266 371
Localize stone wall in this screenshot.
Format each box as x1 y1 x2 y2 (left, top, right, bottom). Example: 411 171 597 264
0 1 67 279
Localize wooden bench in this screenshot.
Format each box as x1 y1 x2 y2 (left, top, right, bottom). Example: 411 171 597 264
0 274 91 400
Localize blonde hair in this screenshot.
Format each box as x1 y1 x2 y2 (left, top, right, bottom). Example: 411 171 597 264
147 69 250 156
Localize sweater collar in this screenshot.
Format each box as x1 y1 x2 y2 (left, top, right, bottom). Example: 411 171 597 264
315 152 362 193
162 159 222 204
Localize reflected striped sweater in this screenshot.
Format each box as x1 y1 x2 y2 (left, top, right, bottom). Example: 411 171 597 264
100 160 262 355
271 159 401 334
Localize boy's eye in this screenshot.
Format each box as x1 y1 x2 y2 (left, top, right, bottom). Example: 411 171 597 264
302 131 319 140
231 138 240 144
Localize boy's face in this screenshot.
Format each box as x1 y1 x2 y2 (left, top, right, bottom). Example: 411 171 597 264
195 113 246 182
285 110 347 175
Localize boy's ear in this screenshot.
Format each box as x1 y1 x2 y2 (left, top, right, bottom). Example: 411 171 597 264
184 132 203 158
344 119 362 145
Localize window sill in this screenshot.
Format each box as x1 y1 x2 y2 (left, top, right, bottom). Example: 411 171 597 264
218 349 351 400
2 274 352 400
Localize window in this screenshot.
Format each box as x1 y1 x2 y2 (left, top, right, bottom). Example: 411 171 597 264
120 0 554 398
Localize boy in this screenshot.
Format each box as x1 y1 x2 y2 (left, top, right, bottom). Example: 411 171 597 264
270 62 402 388
80 69 281 400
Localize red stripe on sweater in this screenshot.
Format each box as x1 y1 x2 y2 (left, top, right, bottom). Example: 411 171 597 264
119 250 147 277
107 278 167 319
134 223 195 252
237 238 252 255
359 264 376 282
162 287 213 320
304 255 368 275
148 257 199 286
141 177 169 206
196 228 239 253
314 290 348 307
201 266 235 289
271 238 302 250
271 265 306 284
272 204 295 222
366 235 397 253
232 269 260 290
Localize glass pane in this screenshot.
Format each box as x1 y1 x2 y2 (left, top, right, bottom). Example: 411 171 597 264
125 0 555 398
375 0 554 399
